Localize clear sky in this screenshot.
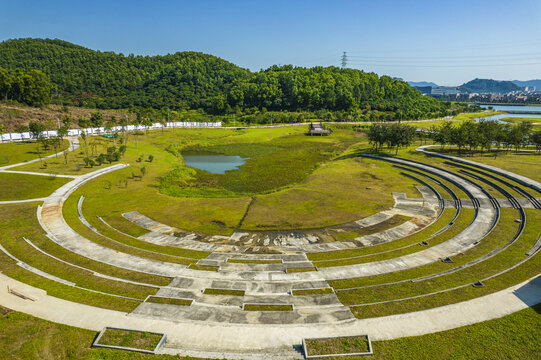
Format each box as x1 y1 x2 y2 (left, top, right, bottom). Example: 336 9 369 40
1 0 540 85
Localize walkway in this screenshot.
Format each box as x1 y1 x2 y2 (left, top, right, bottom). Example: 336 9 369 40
0 271 538 359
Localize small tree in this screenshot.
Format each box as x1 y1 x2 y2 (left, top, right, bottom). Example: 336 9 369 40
29 121 46 140
62 115 72 128
90 112 104 128
531 131 541 153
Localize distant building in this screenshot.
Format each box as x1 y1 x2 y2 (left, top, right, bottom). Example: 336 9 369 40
525 86 536 92
431 86 460 96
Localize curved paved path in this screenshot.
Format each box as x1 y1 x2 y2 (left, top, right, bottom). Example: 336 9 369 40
0 271 539 359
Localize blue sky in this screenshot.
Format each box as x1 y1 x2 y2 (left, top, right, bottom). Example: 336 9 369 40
1 0 540 85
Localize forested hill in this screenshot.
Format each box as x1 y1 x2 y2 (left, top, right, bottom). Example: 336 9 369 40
460 78 520 94
0 38 447 118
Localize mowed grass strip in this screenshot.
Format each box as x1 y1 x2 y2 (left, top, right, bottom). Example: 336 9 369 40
292 288 334 296
0 139 69 166
188 264 218 271
101 214 150 237
330 209 517 289
226 259 282 264
243 304 293 311
314 208 474 268
203 288 245 296
332 215 411 242
86 211 208 260
307 208 457 262
346 209 540 317
0 204 157 301
62 195 201 265
146 296 192 306
97 328 162 351
0 173 70 201
338 209 526 305
287 267 316 273
305 335 370 356
26 222 171 287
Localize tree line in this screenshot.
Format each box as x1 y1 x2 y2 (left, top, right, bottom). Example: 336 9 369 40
368 123 417 154
430 120 541 152
0 38 468 120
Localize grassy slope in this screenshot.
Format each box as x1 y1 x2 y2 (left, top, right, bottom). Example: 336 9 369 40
0 173 70 201
0 140 69 166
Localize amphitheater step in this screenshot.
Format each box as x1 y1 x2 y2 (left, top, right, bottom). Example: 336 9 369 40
130 302 355 324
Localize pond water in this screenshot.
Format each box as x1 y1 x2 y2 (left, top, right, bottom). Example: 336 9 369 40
182 154 247 174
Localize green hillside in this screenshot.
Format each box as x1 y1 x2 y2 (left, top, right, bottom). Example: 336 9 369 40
460 78 520 94
0 38 450 118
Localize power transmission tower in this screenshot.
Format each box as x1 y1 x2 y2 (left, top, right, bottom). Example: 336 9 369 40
341 51 348 68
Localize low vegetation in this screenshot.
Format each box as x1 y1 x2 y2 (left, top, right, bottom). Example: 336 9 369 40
146 297 192 306
304 335 370 356
203 288 245 296
243 304 293 311
96 328 163 351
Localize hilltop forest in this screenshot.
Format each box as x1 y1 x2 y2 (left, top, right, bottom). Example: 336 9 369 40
0 38 463 120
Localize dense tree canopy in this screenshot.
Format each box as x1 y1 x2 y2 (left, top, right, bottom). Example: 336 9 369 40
0 38 451 118
0 66 53 106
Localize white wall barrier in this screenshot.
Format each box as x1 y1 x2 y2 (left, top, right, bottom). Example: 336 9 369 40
0 121 222 142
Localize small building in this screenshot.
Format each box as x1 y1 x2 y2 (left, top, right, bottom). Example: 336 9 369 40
431 86 460 96
308 122 333 136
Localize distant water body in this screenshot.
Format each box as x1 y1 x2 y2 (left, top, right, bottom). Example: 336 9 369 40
183 154 247 174
480 105 541 113
478 105 541 123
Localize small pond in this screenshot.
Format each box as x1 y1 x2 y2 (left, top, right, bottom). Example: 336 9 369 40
182 154 247 174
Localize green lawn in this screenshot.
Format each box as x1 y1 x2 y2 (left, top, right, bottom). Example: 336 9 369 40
35 127 420 235
0 140 69 166
0 173 70 201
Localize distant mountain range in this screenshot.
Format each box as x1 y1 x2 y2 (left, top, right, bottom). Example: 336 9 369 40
512 79 541 89
407 81 439 88
409 78 540 94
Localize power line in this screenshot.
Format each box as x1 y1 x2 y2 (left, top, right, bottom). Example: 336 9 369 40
347 61 541 68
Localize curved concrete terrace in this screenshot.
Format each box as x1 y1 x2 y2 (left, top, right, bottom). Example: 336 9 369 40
38 159 496 283
0 271 539 359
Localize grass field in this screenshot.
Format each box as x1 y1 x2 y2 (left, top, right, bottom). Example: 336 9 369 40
0 139 70 166
0 173 71 201
500 117 541 124
22 127 420 234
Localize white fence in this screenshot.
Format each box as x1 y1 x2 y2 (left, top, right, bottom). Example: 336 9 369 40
0 121 222 142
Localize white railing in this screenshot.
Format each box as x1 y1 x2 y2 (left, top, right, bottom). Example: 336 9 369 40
0 121 222 142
